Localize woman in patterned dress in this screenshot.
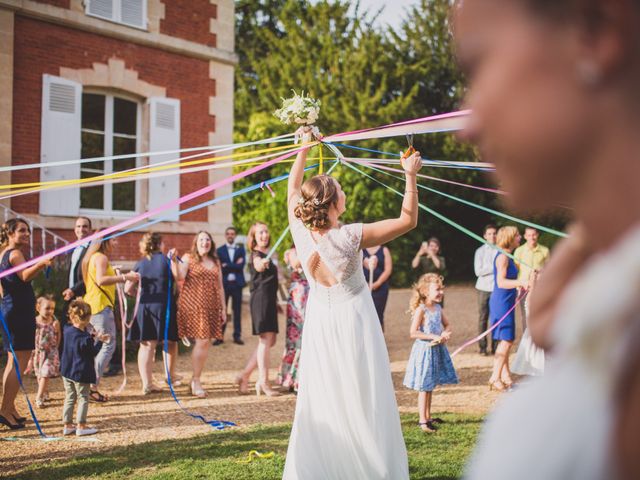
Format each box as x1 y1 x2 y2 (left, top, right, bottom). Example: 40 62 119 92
277 246 309 392
170 231 226 398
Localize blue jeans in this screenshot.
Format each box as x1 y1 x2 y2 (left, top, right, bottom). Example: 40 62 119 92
90 307 116 385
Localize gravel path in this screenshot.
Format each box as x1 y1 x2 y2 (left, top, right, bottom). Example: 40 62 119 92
0 285 518 476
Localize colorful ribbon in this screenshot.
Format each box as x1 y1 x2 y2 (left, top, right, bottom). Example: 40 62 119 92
238 450 276 463
341 161 536 269
356 161 567 238
113 273 142 395
0 133 296 173
324 110 470 142
0 144 316 281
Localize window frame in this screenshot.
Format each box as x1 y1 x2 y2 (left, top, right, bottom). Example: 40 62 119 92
85 0 148 31
79 90 143 219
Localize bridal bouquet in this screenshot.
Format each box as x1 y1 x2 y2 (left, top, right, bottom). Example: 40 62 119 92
274 91 321 143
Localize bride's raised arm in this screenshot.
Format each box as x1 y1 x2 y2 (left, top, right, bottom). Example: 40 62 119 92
287 129 314 212
361 151 422 249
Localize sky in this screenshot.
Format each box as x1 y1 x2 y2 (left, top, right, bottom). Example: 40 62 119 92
353 0 419 29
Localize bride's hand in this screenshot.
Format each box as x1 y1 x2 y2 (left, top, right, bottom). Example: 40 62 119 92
296 126 314 145
401 151 422 176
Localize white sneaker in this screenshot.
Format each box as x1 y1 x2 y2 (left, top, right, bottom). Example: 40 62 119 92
76 427 98 436
62 426 76 435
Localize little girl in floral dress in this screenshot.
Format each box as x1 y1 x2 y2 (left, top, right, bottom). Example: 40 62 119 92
29 295 60 407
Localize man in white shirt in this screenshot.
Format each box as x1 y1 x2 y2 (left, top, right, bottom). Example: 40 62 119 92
474 224 498 355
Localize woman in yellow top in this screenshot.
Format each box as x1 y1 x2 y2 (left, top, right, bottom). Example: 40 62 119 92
82 237 139 402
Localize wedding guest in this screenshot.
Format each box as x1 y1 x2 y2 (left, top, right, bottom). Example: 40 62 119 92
82 237 138 402
474 224 498 355
217 226 246 346
0 219 50 430
60 217 91 351
30 295 61 408
277 245 309 392
170 231 226 398
236 222 280 397
412 237 446 276
487 226 528 391
363 244 392 330
513 227 549 330
127 233 179 395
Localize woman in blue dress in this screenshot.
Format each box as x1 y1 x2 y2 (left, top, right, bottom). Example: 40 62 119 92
363 245 392 330
126 232 179 395
488 226 529 391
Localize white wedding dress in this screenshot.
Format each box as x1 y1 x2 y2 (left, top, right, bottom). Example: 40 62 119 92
282 216 409 480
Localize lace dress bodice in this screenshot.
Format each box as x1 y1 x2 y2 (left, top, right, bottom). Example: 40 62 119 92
289 215 366 303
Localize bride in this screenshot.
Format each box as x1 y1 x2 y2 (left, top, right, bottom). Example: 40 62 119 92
281 132 422 479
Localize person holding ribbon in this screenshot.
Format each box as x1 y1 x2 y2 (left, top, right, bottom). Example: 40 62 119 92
126 232 179 395
487 226 528 392
0 218 51 430
362 244 393 330
236 222 280 397
282 129 422 479
82 236 139 402
277 245 309 392
170 231 226 398
60 216 92 353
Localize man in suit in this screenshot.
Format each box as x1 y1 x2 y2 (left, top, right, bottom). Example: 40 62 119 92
216 226 246 345
59 216 92 352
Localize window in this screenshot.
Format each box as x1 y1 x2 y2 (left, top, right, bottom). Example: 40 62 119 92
86 0 147 30
80 93 140 215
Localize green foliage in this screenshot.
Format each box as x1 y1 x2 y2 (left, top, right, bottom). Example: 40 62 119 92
233 0 569 285
14 413 482 479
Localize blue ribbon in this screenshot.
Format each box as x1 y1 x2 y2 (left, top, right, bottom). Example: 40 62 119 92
103 162 327 243
163 257 235 430
0 309 47 437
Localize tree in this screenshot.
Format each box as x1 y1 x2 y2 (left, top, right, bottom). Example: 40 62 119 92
232 0 568 284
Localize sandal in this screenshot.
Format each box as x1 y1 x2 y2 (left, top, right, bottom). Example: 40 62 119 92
418 421 436 433
142 385 164 395
89 390 109 403
430 417 445 424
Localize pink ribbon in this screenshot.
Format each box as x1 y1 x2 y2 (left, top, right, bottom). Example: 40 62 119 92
0 146 308 281
113 272 142 395
324 110 471 142
451 289 528 357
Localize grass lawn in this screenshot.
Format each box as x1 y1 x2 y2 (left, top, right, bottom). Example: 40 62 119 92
14 413 482 480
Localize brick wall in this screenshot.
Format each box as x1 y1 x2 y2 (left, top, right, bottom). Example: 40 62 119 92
161 0 217 47
12 15 219 259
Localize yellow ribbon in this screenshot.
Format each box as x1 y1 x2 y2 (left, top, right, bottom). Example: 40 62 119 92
238 450 275 464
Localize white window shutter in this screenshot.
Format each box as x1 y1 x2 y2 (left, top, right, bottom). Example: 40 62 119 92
86 0 114 21
40 74 82 217
121 0 146 28
148 97 180 221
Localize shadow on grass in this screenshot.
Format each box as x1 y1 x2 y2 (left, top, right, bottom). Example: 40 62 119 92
14 414 483 480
